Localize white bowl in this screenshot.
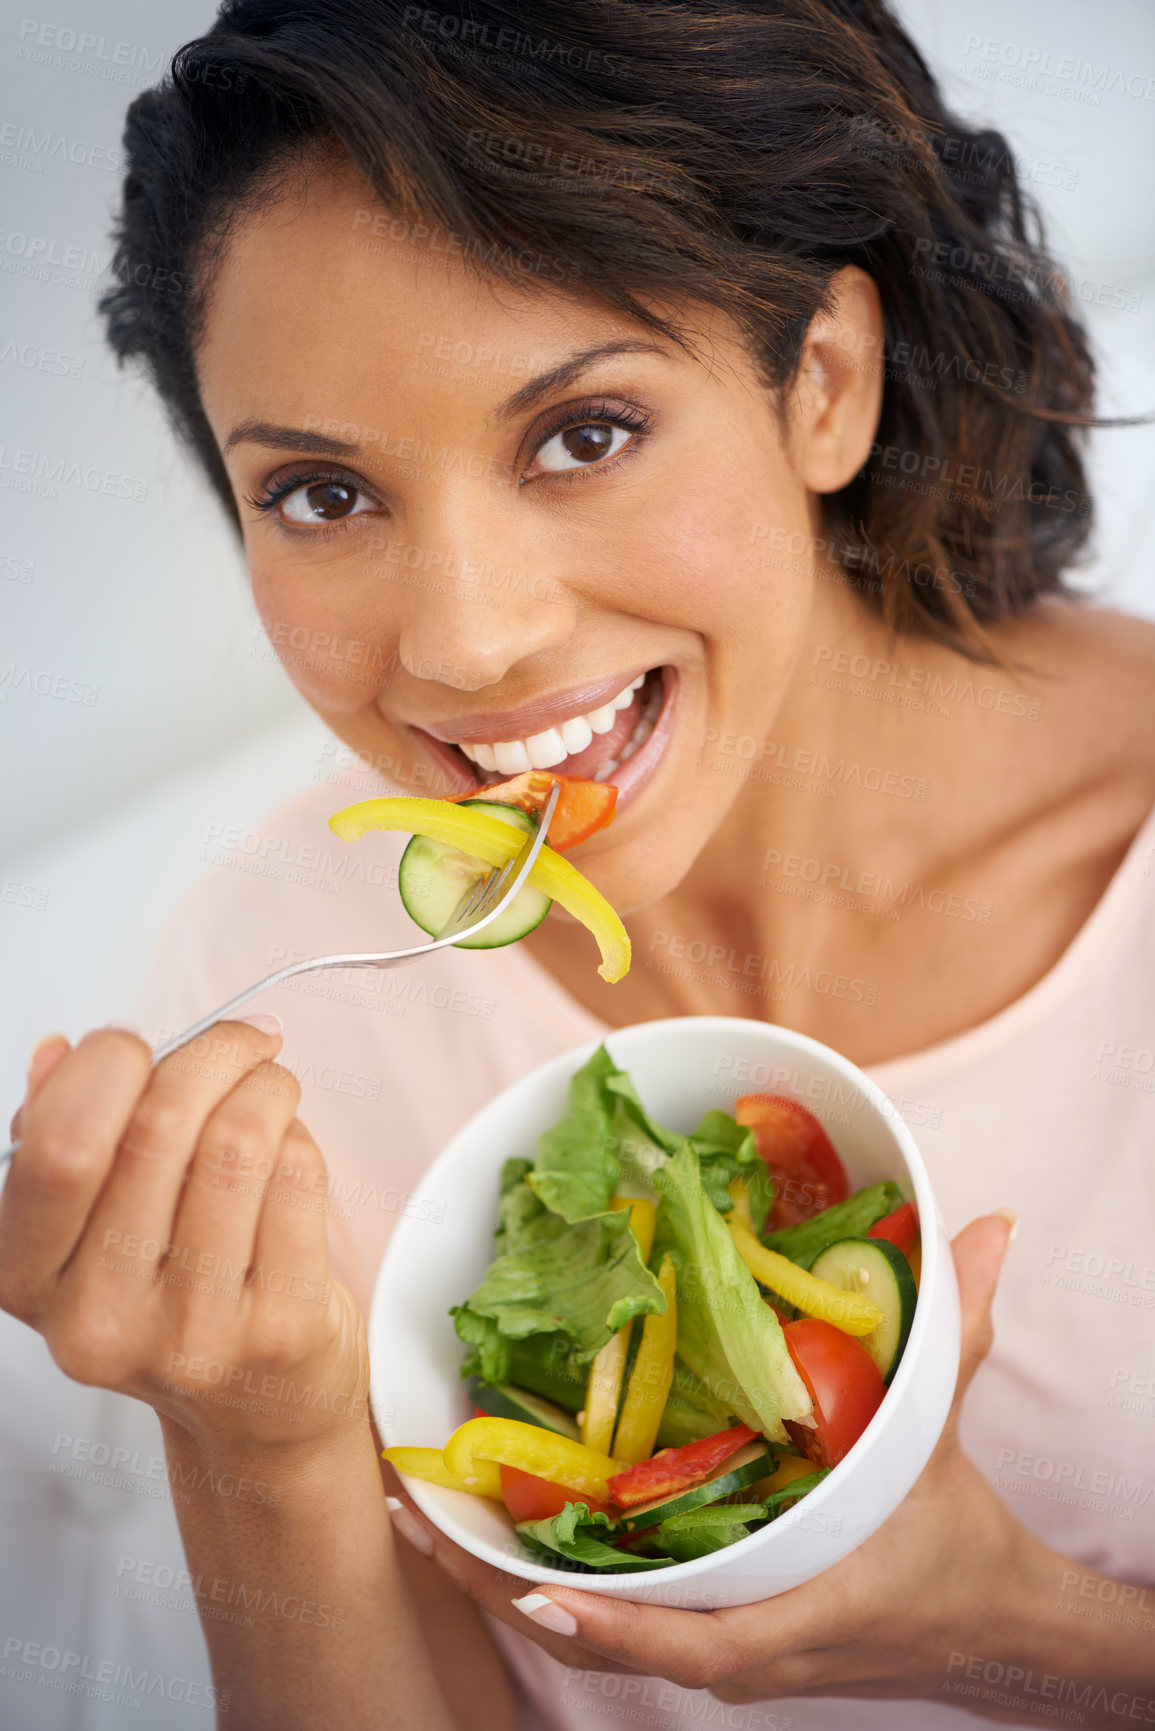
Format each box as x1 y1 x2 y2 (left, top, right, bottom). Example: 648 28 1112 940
369 1016 960 1609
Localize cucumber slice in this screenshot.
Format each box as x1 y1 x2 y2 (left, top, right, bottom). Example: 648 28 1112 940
397 800 551 948
809 1237 916 1383
468 1380 581 1441
613 1442 774 1532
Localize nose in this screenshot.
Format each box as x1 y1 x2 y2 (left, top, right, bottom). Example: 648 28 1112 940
378 482 578 692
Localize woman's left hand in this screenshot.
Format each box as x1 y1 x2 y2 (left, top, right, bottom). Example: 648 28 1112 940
390 1212 1048 1706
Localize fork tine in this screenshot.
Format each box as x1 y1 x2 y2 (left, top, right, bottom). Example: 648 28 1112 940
433 782 559 944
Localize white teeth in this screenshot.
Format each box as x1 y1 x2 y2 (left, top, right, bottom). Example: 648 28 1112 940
493 739 532 775
455 671 657 776
560 714 594 755
524 727 568 769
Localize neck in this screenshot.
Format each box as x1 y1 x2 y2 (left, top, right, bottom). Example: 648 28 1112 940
688 567 1017 915
526 569 1072 1062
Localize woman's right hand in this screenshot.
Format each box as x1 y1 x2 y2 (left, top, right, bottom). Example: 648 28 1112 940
0 1020 369 1455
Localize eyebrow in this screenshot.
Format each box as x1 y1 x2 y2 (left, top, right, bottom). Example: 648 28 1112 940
222 340 670 460
486 339 670 425
223 420 360 457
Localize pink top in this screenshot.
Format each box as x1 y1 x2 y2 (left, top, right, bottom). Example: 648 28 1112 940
137 773 1155 1730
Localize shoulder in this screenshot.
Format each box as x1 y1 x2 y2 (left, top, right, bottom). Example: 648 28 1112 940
989 600 1155 924
1012 600 1155 807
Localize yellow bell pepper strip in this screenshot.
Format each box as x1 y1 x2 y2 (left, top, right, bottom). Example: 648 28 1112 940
746 1449 818 1503
581 1328 630 1456
611 1253 678 1465
727 1182 883 1337
907 1237 922 1291
442 1416 625 1504
581 1199 658 1453
327 797 631 983
381 1445 503 1500
609 1194 657 1259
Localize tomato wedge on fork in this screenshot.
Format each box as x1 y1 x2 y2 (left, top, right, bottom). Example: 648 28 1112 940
447 771 617 853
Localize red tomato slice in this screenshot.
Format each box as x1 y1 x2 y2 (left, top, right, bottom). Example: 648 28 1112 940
735 1093 850 1228
447 771 617 852
867 1201 919 1255
498 1465 616 1524
782 1319 885 1468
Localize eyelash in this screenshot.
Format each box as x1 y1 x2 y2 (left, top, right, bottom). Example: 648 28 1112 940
243 396 655 528
243 466 370 520
523 396 654 482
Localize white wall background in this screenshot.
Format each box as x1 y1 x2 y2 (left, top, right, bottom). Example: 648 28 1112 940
0 2 1152 1726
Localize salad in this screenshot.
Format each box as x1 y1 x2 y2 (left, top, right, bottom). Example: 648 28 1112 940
383 1046 921 1572
328 769 632 981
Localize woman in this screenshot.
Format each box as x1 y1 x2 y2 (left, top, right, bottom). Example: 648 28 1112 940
3 0 1153 1725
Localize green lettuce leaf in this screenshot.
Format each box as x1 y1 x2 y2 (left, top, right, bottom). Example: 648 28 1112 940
452 1307 510 1385
656 1503 764 1563
526 1047 621 1221
652 1145 813 1443
517 1502 675 1572
687 1109 775 1233
494 1157 537 1255
455 1049 779 1402
762 1469 829 1514
454 1203 665 1362
526 1046 773 1228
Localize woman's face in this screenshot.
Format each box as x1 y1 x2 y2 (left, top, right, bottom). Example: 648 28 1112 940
195 154 865 915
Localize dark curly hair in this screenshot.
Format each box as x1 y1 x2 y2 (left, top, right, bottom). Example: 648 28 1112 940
99 0 1099 658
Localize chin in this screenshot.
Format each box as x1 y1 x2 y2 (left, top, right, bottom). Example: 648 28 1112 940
561 822 699 922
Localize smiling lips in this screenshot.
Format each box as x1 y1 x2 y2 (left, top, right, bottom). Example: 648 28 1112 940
456 673 647 774
417 668 666 785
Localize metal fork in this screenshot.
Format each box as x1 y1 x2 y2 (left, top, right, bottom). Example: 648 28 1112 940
0 783 559 1167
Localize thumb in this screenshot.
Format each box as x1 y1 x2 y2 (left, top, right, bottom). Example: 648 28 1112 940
950 1209 1016 1407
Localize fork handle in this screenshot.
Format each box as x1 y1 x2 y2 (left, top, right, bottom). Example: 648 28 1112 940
0 781 560 1168
0 949 413 1168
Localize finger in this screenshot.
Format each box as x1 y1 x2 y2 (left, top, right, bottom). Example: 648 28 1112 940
0 1029 152 1318
247 1119 339 1327
9 1034 72 1142
509 1585 756 1692
159 1059 303 1303
951 1210 1016 1403
82 1017 284 1278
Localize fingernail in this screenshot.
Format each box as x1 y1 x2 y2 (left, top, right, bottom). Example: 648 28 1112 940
27 1034 70 1089
237 1013 283 1036
993 1206 1019 1243
387 1502 433 1556
101 1020 143 1036
512 1593 578 1636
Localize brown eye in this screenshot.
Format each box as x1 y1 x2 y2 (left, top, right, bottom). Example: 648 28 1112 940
563 425 615 462
280 478 373 526
531 421 633 475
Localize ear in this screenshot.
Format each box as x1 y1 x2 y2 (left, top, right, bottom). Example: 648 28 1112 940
792 266 884 494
